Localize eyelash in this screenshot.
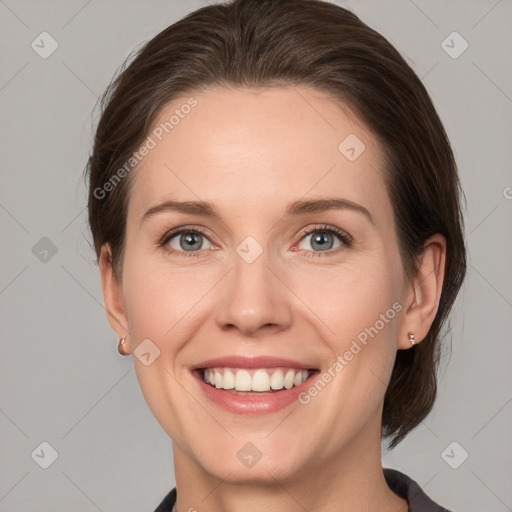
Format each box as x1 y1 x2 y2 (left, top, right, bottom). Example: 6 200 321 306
158 224 353 258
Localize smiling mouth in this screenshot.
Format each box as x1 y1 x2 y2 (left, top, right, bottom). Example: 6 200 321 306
194 367 318 394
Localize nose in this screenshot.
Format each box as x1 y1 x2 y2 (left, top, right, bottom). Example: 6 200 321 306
214 245 293 337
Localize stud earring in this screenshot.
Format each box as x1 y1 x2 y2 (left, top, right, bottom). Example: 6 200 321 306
408 332 415 345
117 337 130 356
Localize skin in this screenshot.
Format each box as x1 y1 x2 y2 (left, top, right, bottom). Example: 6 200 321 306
100 86 446 512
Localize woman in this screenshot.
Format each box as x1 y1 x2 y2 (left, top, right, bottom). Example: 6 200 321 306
86 0 466 510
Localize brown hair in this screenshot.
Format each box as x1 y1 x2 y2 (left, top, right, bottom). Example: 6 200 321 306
85 0 466 448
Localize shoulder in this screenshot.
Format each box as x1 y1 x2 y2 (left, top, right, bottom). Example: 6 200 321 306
153 487 176 512
384 468 454 512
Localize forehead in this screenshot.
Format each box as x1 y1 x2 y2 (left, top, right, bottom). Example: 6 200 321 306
127 86 388 223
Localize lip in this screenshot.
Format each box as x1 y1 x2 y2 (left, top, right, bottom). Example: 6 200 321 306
191 355 314 370
190 356 319 415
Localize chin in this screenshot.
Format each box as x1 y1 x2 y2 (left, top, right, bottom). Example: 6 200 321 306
190 436 309 485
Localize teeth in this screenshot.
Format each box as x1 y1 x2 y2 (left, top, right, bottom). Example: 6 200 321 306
234 369 252 391
202 367 310 392
252 369 270 392
214 370 223 389
270 369 284 390
223 369 235 389
284 369 295 389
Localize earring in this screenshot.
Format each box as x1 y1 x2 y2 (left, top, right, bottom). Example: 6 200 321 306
117 337 130 356
408 332 415 345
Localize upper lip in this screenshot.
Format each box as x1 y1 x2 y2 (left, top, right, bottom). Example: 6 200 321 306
191 355 316 370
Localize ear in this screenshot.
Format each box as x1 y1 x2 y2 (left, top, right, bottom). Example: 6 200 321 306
397 234 446 349
99 244 131 352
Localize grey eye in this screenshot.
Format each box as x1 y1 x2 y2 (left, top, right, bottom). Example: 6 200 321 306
168 231 213 252
297 230 343 252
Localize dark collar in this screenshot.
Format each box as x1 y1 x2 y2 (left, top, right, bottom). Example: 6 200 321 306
383 468 453 512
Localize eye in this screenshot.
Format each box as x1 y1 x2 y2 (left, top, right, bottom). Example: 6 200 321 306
159 224 352 258
160 227 215 256
295 225 352 256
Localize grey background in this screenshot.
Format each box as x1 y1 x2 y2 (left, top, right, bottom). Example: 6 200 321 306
0 0 511 510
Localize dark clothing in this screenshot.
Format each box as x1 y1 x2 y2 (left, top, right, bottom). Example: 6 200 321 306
383 468 453 511
154 487 176 512
154 468 453 511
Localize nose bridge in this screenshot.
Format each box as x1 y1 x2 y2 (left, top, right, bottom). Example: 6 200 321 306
214 234 293 335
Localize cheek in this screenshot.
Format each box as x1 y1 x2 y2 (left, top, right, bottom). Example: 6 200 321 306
121 249 215 342
123 269 172 341
287 255 401 345
288 253 403 410
120 258 206 437
295 263 401 407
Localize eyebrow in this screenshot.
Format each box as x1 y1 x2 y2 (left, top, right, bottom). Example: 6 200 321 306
140 197 374 226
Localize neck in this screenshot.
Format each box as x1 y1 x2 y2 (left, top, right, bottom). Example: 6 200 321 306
171 417 407 512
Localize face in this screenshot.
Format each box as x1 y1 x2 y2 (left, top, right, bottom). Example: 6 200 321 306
109 86 412 484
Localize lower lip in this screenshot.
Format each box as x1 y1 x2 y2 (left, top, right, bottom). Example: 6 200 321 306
193 370 318 415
